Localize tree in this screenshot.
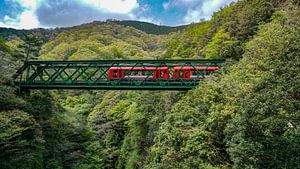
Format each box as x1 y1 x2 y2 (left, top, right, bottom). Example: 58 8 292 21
226 7 300 168
205 29 241 59
0 38 11 54
0 110 44 169
19 34 43 62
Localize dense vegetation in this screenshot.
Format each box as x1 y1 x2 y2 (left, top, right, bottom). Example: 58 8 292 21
1 0 299 169
39 22 163 60
111 20 187 35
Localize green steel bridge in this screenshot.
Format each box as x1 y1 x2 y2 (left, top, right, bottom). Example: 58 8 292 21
15 60 225 90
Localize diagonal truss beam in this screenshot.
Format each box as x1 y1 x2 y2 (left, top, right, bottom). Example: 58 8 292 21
15 59 225 90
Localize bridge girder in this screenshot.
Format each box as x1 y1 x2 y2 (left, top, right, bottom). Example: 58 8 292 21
15 60 225 90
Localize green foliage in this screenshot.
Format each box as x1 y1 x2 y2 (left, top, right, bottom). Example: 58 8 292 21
63 95 93 116
118 102 146 169
0 27 58 42
21 35 43 61
225 0 281 41
163 0 285 60
0 38 11 53
112 20 187 35
0 110 44 169
0 63 25 111
226 7 300 168
147 4 300 169
205 29 240 59
145 81 230 169
1 1 299 169
40 22 162 60
163 21 212 58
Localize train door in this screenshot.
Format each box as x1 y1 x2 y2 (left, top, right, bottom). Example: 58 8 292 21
120 70 125 78
154 69 162 78
179 70 189 78
112 69 123 79
159 70 164 78
174 69 184 79
113 70 118 78
178 70 184 78
157 70 168 79
163 69 169 78
185 70 190 78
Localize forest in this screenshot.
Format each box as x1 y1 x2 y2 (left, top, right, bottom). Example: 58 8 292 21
0 0 299 168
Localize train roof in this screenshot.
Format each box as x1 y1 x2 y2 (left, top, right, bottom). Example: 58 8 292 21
174 66 219 71
109 67 169 70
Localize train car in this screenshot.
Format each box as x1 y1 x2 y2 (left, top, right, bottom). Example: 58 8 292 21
108 67 169 79
173 66 219 79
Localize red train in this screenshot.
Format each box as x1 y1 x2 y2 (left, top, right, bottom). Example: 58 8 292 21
108 66 219 79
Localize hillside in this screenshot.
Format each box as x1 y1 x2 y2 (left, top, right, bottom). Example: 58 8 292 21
0 27 61 42
0 0 300 169
111 20 187 35
39 21 164 60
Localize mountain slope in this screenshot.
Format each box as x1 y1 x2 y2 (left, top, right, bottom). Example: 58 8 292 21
39 21 164 60
0 0 299 169
0 27 61 42
112 20 187 35
147 5 300 168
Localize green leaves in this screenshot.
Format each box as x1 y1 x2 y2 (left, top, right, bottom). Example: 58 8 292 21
39 22 162 61
0 110 44 169
147 3 300 169
20 35 43 62
1 1 299 169
225 8 300 168
205 29 241 59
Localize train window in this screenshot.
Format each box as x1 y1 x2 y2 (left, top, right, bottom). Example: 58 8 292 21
185 71 188 77
113 70 118 77
179 70 184 77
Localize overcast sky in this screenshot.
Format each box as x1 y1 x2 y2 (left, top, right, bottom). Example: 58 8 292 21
0 0 235 29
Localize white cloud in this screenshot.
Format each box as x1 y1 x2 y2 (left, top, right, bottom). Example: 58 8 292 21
184 9 202 23
0 0 232 28
9 0 38 9
36 0 140 28
84 0 139 14
184 0 234 23
131 4 161 25
0 0 140 29
0 0 40 29
163 0 200 9
163 2 171 10
163 0 234 24
183 0 219 23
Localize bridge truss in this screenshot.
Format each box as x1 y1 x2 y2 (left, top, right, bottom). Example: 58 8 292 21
15 60 224 90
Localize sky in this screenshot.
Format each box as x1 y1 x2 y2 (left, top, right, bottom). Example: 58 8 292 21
0 0 235 29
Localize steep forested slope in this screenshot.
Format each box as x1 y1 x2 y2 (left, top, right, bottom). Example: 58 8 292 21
0 27 62 43
163 0 286 59
0 0 299 169
147 4 300 168
39 22 164 60
0 19 170 169
111 20 187 35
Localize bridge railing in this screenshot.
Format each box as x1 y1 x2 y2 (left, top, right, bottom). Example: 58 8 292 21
15 60 225 90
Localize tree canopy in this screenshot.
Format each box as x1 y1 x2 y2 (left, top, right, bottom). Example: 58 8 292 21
0 0 299 168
